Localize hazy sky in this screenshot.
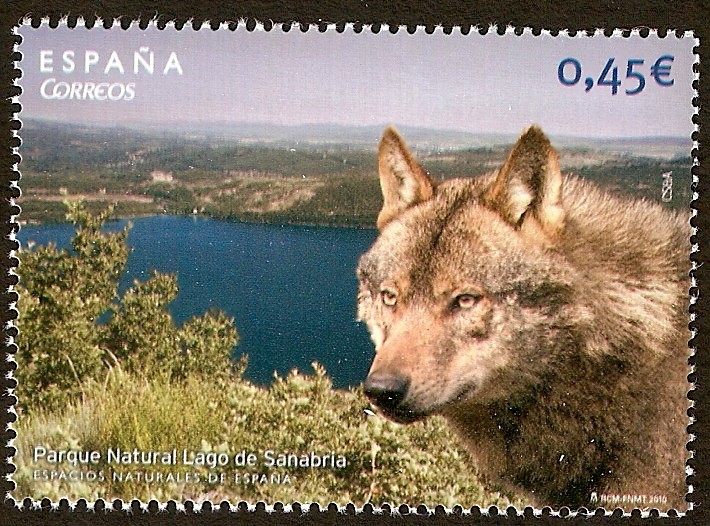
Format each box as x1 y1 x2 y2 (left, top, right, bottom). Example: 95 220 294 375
17 24 696 138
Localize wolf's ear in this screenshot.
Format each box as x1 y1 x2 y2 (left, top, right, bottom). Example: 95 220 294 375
485 126 565 242
377 126 436 230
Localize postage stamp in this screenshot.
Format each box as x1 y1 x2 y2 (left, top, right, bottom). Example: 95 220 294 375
10 21 696 515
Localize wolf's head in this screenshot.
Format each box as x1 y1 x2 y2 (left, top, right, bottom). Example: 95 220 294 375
358 126 575 423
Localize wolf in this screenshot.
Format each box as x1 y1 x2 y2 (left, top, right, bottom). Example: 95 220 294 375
357 125 689 510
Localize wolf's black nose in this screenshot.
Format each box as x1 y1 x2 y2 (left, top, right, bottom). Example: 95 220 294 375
363 373 409 410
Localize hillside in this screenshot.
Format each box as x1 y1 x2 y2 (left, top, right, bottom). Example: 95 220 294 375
17 119 693 225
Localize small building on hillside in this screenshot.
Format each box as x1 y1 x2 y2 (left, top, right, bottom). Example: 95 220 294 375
150 170 174 182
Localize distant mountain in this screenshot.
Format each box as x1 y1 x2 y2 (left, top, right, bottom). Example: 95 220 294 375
553 135 693 160
110 119 521 150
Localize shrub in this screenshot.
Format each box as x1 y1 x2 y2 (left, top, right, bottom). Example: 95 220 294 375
16 203 129 408
15 201 237 411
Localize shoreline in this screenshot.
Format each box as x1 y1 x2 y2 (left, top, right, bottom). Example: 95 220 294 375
17 210 380 231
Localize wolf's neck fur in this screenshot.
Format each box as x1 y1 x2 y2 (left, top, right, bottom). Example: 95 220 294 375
447 339 687 508
557 175 687 363
444 175 689 507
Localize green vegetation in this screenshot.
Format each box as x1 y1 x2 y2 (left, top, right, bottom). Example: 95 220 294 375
14 203 516 506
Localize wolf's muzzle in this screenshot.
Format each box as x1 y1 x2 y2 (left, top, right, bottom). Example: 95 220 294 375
363 373 411 417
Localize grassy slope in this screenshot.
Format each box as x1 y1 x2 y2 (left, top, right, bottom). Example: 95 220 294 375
14 365 520 507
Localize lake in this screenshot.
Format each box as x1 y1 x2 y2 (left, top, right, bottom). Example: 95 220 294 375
18 215 378 388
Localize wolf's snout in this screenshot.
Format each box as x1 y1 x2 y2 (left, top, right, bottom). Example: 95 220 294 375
363 373 409 411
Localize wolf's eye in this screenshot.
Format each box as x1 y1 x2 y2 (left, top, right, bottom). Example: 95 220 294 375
381 288 398 307
455 294 481 310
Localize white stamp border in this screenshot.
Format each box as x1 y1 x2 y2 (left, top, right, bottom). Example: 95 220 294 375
6 18 700 519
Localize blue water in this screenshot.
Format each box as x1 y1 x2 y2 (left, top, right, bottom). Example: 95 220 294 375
18 216 378 388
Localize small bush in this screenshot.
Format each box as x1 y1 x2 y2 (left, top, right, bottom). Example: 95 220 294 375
13 404 104 502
